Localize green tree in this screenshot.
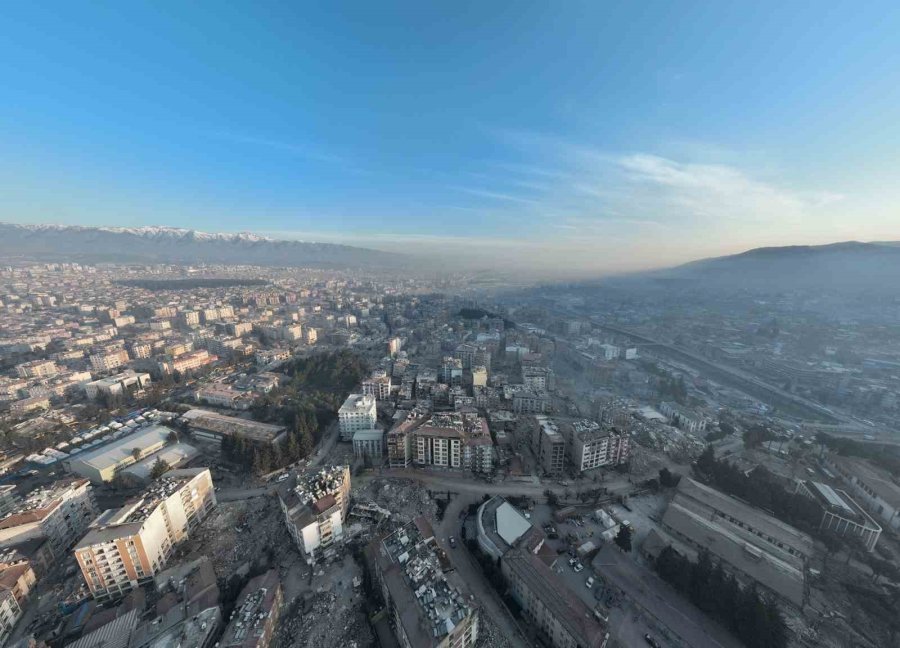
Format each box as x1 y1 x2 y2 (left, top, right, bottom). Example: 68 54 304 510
131 447 142 462
614 525 633 552
150 457 171 480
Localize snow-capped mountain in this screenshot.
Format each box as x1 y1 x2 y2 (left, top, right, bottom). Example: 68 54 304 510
0 222 401 268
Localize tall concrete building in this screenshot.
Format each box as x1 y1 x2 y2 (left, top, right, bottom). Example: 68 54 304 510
0 478 96 556
528 416 566 478
74 468 216 601
338 393 377 441
278 466 351 564
366 517 479 648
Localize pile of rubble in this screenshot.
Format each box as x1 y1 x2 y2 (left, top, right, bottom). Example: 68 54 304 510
274 590 373 648
477 613 514 648
359 477 437 523
180 497 289 578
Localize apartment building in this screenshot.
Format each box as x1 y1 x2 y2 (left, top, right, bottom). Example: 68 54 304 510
0 478 96 556
278 466 350 564
366 517 479 648
161 349 218 375
74 468 216 601
0 588 23 647
352 429 385 460
15 360 59 379
0 488 16 519
412 412 494 473
566 420 630 472
219 570 283 648
528 416 566 478
90 349 130 374
338 393 377 441
361 370 392 401
512 388 551 414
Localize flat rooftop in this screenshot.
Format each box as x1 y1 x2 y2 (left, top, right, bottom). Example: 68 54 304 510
71 425 172 472
182 409 285 443
677 478 814 557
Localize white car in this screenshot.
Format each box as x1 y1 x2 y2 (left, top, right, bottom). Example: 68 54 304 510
585 576 595 589
574 563 584 573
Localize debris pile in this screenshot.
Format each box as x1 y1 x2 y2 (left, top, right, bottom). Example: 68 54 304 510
274 590 374 648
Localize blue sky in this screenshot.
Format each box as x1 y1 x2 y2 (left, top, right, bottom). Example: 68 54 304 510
2 1 900 273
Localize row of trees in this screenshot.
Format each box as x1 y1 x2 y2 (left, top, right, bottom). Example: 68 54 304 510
695 447 821 533
224 351 368 474
655 547 789 648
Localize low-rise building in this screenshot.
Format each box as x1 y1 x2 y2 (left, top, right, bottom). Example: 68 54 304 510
278 466 350 564
659 478 813 606
366 517 479 648
796 480 882 551
182 409 287 448
15 360 59 380
68 425 174 484
74 468 216 601
84 371 152 401
0 478 96 556
823 454 900 531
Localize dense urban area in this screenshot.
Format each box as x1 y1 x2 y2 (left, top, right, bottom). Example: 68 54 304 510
0 259 899 648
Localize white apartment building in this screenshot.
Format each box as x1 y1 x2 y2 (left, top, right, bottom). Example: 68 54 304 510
0 478 97 556
74 468 216 601
565 419 631 472
338 394 377 441
278 466 350 564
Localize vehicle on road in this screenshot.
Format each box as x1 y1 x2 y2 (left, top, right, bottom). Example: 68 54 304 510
574 563 584 573
644 634 661 648
449 536 456 548
585 576 595 589
276 473 290 482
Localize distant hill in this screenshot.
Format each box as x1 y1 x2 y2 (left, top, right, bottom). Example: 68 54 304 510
0 222 402 268
651 241 900 293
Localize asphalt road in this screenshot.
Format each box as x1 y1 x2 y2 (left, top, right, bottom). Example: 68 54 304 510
591 544 743 648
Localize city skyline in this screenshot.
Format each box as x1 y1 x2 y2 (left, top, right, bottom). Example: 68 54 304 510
3 2 900 273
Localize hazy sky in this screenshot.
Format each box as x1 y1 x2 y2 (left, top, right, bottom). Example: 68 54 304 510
2 2 900 274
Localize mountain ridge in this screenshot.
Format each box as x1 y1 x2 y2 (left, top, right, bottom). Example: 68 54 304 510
0 222 402 269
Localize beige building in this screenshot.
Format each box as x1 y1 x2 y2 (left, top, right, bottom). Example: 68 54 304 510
74 468 216 601
278 466 350 564
15 360 59 379
0 478 96 556
90 349 130 374
84 370 152 401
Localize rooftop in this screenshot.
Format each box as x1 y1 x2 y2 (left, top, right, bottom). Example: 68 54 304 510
371 518 475 648
219 570 281 648
182 409 285 443
0 477 89 529
71 425 172 471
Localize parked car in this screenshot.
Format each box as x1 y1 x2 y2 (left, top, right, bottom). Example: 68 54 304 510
644 634 661 648
449 537 457 548
585 576 595 589
574 563 584 573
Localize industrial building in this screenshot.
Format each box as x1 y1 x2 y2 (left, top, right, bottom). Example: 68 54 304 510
796 480 882 552
181 409 287 448
83 371 151 401
823 454 900 531
74 468 216 601
366 517 479 648
658 478 813 606
278 466 351 564
67 425 173 483
119 443 200 486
